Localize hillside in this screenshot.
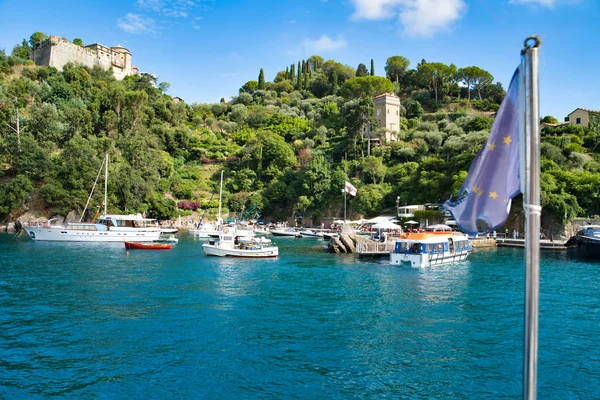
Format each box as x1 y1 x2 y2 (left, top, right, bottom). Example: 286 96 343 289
1 33 599 231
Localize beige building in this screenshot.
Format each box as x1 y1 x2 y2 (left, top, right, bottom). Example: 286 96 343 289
31 36 135 80
566 108 599 128
364 92 401 142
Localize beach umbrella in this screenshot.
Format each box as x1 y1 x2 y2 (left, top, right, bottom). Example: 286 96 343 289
404 220 419 225
366 216 396 224
371 220 403 230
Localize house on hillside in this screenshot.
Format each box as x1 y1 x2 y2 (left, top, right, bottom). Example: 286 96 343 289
565 108 599 128
364 92 401 143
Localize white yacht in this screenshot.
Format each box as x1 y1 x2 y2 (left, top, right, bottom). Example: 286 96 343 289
23 154 161 242
24 214 161 242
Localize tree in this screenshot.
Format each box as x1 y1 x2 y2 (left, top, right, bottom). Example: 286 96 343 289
29 32 48 48
11 39 30 59
456 66 485 103
370 59 375 76
240 80 258 94
340 76 394 99
416 62 457 103
73 38 83 46
385 56 410 83
296 195 312 215
258 68 265 90
356 63 369 77
308 55 324 71
541 115 559 124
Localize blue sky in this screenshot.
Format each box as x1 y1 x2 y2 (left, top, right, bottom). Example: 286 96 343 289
0 0 598 119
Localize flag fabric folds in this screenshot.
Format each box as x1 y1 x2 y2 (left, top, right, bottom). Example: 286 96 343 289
345 181 357 196
444 68 521 235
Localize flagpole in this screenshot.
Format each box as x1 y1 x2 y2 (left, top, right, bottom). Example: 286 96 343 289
344 189 347 221
521 36 541 400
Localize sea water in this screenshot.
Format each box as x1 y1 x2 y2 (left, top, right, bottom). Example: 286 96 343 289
0 234 599 398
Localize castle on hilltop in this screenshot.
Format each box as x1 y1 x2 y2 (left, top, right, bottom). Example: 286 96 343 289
31 36 137 80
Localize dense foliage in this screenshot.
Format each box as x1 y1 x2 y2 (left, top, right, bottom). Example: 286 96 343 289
1 32 598 226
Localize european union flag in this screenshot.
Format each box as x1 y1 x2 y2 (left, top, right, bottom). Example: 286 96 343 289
444 68 521 235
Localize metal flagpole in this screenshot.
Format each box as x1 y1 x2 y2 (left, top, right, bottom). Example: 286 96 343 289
521 36 541 400
344 189 347 221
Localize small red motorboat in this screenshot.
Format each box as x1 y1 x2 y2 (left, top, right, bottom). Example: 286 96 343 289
124 241 172 250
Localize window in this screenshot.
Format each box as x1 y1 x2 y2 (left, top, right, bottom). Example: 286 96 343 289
387 108 390 114
576 117 581 124
377 109 381 116
396 110 399 116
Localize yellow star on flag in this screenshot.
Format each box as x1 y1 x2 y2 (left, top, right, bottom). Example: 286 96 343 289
489 191 498 199
503 136 512 145
488 142 496 151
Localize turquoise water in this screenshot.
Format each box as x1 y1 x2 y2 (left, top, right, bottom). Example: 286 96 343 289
1 234 599 398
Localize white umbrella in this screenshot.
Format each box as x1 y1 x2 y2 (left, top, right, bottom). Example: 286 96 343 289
371 220 403 230
366 216 396 224
445 220 457 226
404 220 419 225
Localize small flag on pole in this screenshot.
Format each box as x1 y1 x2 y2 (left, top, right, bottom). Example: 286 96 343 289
444 68 521 235
345 181 357 196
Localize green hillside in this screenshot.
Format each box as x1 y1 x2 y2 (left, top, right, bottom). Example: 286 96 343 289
0 32 598 228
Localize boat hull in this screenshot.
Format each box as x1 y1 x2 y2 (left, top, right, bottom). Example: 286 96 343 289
390 250 471 267
202 244 278 258
125 241 172 250
23 227 161 242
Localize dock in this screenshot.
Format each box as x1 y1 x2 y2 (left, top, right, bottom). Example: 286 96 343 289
496 238 566 250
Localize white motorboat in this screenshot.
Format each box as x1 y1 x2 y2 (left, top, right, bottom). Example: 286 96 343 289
299 230 325 238
159 228 178 234
390 226 472 267
189 223 220 238
270 228 301 237
23 154 161 242
202 228 278 258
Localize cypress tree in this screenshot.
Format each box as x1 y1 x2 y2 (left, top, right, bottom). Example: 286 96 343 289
332 72 338 94
370 59 375 76
301 60 306 74
258 68 265 90
304 71 308 89
297 61 301 78
291 64 295 80
286 66 289 79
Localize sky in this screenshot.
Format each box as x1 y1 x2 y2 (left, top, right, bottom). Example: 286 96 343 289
0 0 598 119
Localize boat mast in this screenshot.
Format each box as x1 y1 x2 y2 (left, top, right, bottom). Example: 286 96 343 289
104 153 108 216
218 170 224 224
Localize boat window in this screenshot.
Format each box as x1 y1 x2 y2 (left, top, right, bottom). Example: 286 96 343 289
395 242 412 253
426 244 433 253
433 243 443 253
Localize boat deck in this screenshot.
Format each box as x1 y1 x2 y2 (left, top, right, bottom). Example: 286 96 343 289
356 242 396 258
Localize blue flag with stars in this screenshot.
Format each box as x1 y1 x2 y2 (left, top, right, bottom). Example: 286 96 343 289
444 68 521 235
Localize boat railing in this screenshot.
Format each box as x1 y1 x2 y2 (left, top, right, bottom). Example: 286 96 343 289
356 241 396 254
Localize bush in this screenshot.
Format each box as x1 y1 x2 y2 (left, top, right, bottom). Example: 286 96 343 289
178 201 200 211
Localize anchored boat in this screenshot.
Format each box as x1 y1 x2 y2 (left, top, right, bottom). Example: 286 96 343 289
564 225 600 258
203 228 278 258
390 225 472 267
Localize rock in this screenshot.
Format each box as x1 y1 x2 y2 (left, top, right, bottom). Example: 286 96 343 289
6 223 16 233
51 215 66 226
340 234 356 253
331 236 347 253
0 225 6 232
65 210 81 223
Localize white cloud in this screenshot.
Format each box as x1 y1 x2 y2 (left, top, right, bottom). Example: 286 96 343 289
136 0 213 17
509 0 556 6
118 13 156 34
302 35 347 52
349 0 466 37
